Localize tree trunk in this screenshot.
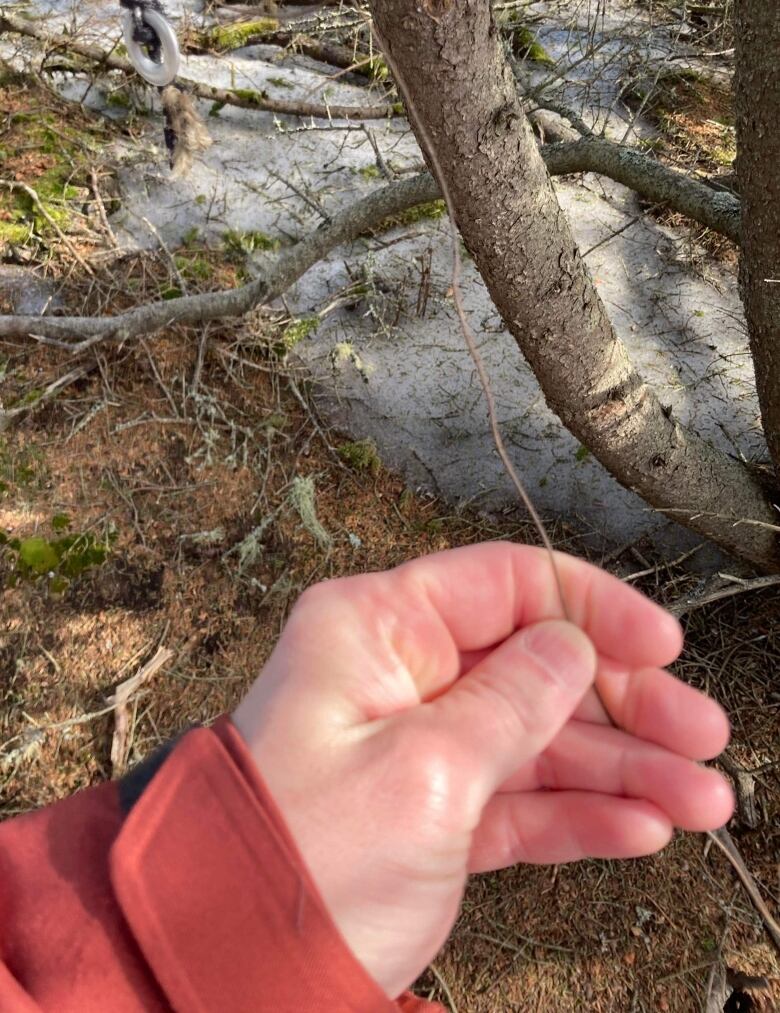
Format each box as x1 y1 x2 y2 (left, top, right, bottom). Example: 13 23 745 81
735 1 780 479
371 0 780 570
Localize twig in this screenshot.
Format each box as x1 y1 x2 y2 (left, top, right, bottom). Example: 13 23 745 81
0 365 91 432
0 174 441 345
706 827 780 953
374 4 780 963
107 646 173 776
669 573 780 616
718 752 759 829
89 167 119 249
622 542 705 582
0 128 742 345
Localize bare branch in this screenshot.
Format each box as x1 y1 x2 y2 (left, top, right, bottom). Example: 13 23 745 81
0 174 439 344
543 138 740 243
0 134 742 343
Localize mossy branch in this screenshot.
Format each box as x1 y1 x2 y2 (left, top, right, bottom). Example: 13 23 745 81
0 12 396 121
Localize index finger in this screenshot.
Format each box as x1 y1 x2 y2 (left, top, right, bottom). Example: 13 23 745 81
392 542 683 669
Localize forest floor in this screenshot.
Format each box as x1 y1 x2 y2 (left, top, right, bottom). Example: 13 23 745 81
1 36 779 1013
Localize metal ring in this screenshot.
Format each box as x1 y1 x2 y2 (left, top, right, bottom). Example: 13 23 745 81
121 7 180 87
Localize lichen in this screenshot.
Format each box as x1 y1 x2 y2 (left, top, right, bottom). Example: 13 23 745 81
338 439 381 476
288 476 331 550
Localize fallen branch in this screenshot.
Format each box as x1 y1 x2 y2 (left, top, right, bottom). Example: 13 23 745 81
0 137 743 343
0 11 395 121
669 572 780 616
0 174 440 345
542 137 740 243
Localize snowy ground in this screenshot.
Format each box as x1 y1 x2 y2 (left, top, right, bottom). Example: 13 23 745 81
3 0 758 563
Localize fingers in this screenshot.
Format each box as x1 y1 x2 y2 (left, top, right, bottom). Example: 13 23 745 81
390 542 683 668
284 543 683 713
593 659 731 760
469 793 674 871
430 620 596 798
499 722 734 831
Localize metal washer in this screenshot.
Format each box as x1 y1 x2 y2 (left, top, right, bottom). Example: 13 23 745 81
121 7 180 87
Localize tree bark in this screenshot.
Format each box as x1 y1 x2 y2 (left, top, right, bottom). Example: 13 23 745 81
372 0 780 569
735 1 780 478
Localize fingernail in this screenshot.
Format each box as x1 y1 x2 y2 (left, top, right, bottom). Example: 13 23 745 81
523 620 596 692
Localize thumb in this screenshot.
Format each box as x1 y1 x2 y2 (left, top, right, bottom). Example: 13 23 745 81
432 620 597 800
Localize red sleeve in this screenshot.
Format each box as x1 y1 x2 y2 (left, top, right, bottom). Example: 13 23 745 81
0 718 444 1013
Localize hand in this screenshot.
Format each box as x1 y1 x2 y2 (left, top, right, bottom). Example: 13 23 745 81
232 543 733 999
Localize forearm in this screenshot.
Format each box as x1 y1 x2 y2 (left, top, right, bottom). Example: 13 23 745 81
0 718 440 1012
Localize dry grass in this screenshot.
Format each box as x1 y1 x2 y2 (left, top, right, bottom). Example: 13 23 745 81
1 70 778 1013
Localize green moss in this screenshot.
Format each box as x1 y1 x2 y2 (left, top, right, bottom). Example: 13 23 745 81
279 316 319 351
0 109 106 257
229 87 269 106
268 76 293 90
712 143 736 166
6 387 43 409
372 199 446 234
358 165 381 180
338 439 381 476
51 513 71 531
0 440 45 490
364 55 389 82
575 445 590 462
508 24 554 64
0 63 31 88
223 229 281 259
0 221 31 246
106 88 133 109
207 18 278 53
174 251 213 281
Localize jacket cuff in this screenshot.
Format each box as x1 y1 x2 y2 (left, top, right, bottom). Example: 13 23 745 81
110 719 404 1013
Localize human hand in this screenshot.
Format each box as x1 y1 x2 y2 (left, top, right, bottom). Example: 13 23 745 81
232 543 733 999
